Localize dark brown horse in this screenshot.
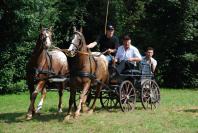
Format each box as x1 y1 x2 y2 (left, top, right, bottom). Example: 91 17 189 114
64 30 109 120
26 28 69 120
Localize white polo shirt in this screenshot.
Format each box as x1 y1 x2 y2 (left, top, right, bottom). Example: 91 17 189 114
115 45 142 63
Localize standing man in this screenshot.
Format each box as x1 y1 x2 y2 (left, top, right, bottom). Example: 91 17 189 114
142 47 157 73
87 24 119 63
115 34 142 74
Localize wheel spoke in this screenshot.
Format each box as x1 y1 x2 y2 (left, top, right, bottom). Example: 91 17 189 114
103 99 109 105
119 80 136 112
141 80 160 110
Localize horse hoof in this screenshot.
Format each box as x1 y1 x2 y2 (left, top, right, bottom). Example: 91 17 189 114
64 115 71 121
26 114 32 120
74 113 80 119
88 109 93 115
82 106 89 113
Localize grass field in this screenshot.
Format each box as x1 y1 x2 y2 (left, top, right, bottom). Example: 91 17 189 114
0 89 198 133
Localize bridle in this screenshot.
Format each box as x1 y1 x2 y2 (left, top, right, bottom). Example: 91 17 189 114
68 31 97 80
33 28 53 81
66 31 87 57
71 31 84 50
39 29 51 49
66 31 108 57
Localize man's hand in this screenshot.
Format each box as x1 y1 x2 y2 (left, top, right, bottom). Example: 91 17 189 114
106 49 115 54
106 49 111 54
114 58 118 63
128 58 133 62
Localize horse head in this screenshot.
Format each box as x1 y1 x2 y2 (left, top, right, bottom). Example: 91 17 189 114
36 27 52 49
67 30 87 57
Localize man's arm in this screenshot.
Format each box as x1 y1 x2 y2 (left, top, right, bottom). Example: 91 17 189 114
128 57 142 62
114 46 120 63
151 59 157 72
110 36 119 54
128 47 142 62
87 41 97 48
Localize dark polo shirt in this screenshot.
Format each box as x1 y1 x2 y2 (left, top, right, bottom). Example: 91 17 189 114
97 35 119 55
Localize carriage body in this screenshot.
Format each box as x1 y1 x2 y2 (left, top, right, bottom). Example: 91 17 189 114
99 62 160 112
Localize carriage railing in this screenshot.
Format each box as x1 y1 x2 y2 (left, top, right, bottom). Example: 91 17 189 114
139 62 153 79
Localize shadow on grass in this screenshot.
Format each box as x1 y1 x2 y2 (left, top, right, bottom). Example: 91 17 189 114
1 107 108 123
0 107 68 123
0 112 26 123
32 112 65 122
182 109 198 113
0 105 145 123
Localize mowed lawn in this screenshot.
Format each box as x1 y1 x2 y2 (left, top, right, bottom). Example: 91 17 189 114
0 89 198 133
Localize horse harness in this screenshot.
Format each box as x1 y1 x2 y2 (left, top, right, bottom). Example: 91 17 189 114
33 49 54 81
70 31 98 82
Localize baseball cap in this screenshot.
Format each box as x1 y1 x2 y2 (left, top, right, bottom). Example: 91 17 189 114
106 25 114 30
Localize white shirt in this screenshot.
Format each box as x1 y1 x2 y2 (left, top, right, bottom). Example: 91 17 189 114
115 45 142 62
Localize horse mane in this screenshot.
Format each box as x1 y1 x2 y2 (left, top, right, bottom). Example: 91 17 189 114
27 34 44 71
75 31 91 53
32 34 43 55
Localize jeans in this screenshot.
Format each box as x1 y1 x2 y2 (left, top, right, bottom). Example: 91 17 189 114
105 55 113 64
116 60 135 74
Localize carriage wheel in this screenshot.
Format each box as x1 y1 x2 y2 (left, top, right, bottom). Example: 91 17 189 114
100 89 119 111
141 79 160 110
119 80 136 112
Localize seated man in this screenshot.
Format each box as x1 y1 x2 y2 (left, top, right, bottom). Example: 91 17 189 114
141 47 157 73
115 34 142 74
87 24 119 64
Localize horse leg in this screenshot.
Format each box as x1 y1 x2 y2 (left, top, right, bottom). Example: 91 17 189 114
64 88 75 120
26 81 45 120
88 84 102 114
74 82 90 118
81 93 89 113
35 88 46 113
28 80 34 104
74 91 77 110
27 79 36 115
58 83 64 113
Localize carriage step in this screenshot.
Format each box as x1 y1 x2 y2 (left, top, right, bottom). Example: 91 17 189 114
48 78 68 82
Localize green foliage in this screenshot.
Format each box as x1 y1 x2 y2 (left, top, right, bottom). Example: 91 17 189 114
0 0 197 94
6 80 27 94
133 0 198 88
54 0 89 48
0 0 58 94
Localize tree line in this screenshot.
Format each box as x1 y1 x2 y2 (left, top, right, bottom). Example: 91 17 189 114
0 0 197 94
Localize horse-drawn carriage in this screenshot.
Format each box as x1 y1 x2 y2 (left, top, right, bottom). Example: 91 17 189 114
66 30 160 117
26 28 160 120
99 62 160 112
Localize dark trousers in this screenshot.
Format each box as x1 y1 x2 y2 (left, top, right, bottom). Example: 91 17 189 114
116 60 135 74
